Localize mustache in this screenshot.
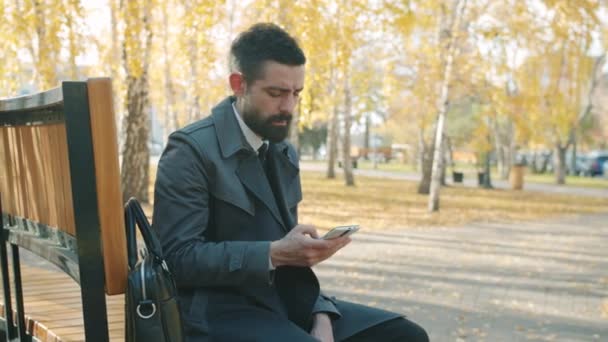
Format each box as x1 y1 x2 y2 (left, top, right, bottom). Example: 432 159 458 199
267 113 293 122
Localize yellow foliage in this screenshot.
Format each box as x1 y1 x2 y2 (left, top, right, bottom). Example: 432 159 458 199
1 0 87 91
2 0 606 154
124 0 146 78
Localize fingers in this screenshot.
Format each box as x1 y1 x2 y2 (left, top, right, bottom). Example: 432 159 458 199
292 224 320 239
324 236 351 249
281 225 353 267
303 234 352 251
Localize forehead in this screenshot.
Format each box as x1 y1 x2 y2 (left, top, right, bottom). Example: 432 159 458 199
255 61 305 89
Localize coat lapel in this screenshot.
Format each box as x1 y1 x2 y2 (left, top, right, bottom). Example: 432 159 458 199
266 142 300 230
236 154 285 230
211 97 297 231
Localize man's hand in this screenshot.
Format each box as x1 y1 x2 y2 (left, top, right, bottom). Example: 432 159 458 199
270 224 351 268
310 313 334 342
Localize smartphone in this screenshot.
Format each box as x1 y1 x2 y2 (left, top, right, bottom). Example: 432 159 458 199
321 225 360 240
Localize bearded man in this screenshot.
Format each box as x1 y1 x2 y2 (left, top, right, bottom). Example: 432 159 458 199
152 23 428 342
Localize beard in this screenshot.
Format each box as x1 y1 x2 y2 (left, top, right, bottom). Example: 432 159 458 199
242 106 292 143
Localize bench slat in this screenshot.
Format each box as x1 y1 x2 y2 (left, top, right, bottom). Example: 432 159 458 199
0 124 76 235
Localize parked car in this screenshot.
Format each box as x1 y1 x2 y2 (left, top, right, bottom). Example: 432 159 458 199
584 150 608 177
568 155 588 176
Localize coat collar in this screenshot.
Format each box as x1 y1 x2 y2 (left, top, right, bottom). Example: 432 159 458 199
212 96 297 230
212 96 251 158
212 96 291 159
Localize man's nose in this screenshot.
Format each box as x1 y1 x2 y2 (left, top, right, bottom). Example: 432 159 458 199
279 94 297 113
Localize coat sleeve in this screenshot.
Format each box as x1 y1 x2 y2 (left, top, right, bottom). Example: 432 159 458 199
312 292 342 320
151 132 272 288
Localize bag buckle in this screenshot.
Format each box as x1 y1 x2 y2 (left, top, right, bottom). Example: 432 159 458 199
136 300 157 319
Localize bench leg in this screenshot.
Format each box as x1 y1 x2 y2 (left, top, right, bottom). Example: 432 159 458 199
11 246 31 342
0 239 15 340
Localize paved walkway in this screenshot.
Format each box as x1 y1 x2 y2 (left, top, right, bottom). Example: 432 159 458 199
314 213 608 342
15 213 608 341
301 162 608 198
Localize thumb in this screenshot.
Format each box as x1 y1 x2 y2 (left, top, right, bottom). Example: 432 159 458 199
293 224 319 239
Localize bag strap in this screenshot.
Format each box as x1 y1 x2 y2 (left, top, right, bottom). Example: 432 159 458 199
124 197 164 269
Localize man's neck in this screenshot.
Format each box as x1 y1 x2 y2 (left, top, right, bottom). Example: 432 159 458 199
231 100 265 152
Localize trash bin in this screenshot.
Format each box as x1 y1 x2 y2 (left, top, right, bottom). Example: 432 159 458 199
510 165 525 190
452 171 464 183
477 172 485 186
338 160 358 169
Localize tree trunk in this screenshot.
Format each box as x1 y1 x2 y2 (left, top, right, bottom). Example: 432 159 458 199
188 43 201 122
66 12 79 80
342 77 355 186
33 1 57 90
185 1 201 123
121 0 153 203
570 133 577 175
418 143 433 194
493 118 514 180
110 0 122 146
416 129 424 173
540 153 550 173
554 144 567 184
326 103 339 179
440 156 447 186
429 0 467 212
122 75 151 202
495 142 506 179
364 113 371 160
530 151 539 174
288 99 300 152
481 149 493 188
505 120 515 179
162 1 177 134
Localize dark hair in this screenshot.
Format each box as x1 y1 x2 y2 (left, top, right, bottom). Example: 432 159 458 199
230 23 306 83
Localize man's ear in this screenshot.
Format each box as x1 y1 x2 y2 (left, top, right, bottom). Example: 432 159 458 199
229 73 246 96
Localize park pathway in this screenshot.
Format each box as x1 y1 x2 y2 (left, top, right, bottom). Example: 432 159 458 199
315 212 608 341
13 194 608 341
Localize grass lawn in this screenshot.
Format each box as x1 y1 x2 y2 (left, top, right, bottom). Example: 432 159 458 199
299 171 608 232
521 172 608 188
355 160 417 173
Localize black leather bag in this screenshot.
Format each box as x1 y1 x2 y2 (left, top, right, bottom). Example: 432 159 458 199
124 197 184 342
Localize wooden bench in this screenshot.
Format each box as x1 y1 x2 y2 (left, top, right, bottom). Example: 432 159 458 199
0 79 128 341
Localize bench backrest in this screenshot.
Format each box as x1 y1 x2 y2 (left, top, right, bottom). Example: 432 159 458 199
0 78 127 341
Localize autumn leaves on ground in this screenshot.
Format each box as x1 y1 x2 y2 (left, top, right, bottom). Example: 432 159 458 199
298 172 608 232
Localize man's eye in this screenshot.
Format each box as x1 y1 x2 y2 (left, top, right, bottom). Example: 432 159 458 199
268 91 282 97
294 92 301 98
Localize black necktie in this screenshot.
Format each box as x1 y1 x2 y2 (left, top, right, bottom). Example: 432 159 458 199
258 143 269 171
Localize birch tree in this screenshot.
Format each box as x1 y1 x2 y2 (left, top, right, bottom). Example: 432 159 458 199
121 0 154 202
428 0 468 212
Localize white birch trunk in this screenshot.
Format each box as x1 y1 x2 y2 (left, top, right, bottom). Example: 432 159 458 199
429 0 467 212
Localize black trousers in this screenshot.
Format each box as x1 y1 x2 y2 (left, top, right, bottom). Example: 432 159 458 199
209 312 428 342
343 317 429 342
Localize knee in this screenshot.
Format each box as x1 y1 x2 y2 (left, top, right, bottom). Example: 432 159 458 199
394 318 429 342
411 324 429 342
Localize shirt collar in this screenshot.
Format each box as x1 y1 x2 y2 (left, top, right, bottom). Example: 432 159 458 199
232 102 267 154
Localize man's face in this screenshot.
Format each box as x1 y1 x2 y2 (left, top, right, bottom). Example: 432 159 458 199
239 61 305 142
